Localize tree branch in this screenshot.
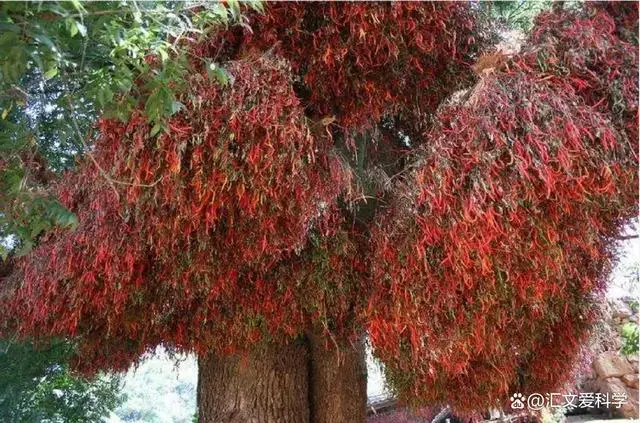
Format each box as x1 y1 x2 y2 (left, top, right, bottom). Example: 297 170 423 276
618 234 639 241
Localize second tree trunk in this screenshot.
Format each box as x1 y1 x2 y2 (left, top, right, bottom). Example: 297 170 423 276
308 331 368 423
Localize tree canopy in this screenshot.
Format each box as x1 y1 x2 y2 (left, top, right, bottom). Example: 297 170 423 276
0 0 259 257
1 1 638 415
0 339 122 422
370 7 638 407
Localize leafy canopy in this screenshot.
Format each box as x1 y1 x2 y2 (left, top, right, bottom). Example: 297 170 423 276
0 0 261 258
0 339 122 423
1 1 638 415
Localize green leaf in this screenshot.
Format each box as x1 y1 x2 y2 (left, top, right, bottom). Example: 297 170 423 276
76 22 87 37
248 1 265 14
0 32 19 49
621 322 639 356
44 66 58 80
97 85 114 107
1 165 25 195
15 239 34 257
0 23 21 34
149 123 163 137
206 62 231 86
60 212 79 230
204 4 229 25
69 0 86 14
115 76 132 93
67 18 79 37
227 0 241 19
170 101 184 115
622 322 638 337
33 33 56 51
158 47 169 62
0 245 8 261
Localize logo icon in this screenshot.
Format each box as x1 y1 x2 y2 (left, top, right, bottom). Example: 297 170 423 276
510 392 525 409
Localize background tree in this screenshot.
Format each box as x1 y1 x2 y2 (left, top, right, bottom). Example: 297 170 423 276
0 339 122 423
1 2 638 423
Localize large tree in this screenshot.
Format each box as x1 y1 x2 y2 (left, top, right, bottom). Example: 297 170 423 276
1 2 638 422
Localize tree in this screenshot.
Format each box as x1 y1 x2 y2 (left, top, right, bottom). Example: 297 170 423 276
0 339 122 422
1 2 638 422
0 0 255 257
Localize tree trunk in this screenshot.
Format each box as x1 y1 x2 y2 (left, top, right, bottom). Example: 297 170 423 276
197 340 310 423
308 331 368 423
197 334 368 423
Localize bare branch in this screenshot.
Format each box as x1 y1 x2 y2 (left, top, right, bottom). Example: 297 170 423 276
618 234 639 241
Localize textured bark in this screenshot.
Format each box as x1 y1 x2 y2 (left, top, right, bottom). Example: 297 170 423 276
308 331 368 423
197 341 310 423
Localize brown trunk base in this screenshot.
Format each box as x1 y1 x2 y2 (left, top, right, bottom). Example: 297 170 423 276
197 341 310 423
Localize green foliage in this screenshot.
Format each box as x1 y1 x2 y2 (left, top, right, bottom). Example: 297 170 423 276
0 339 122 422
621 322 639 356
111 350 197 423
0 1 252 127
479 0 552 32
0 1 262 256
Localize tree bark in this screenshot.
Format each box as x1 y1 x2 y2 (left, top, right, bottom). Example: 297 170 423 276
197 334 368 423
197 340 310 423
308 331 368 423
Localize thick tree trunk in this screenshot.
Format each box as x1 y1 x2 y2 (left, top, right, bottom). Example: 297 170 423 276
197 341 310 423
308 331 368 423
197 334 368 423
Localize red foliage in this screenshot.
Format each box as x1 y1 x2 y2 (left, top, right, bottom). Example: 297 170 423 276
525 6 639 143
196 2 481 135
2 54 351 371
0 2 637 415
368 7 638 412
589 1 639 44
2 3 480 372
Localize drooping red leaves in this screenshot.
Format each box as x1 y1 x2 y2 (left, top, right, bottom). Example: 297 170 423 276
525 5 639 143
2 2 483 372
3 54 351 371
368 6 638 413
0 2 637 414
196 2 482 136
589 1 639 44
